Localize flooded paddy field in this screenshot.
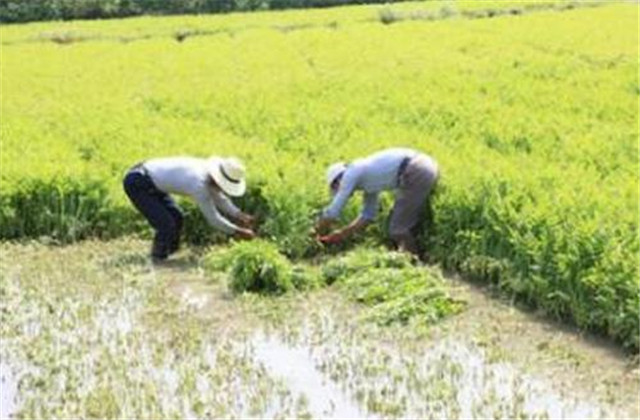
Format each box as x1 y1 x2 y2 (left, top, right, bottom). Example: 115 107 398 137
1 238 638 419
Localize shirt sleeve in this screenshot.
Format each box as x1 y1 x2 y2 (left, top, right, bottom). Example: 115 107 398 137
194 190 240 235
322 167 359 220
210 189 242 219
360 192 379 221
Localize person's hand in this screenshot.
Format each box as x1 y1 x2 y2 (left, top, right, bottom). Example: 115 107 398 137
238 213 256 228
235 228 256 240
318 232 343 245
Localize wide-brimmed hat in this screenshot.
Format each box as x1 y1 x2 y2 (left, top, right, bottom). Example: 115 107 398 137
326 162 347 187
208 157 247 197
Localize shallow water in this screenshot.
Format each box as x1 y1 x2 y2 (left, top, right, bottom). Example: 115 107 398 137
1 361 18 420
248 325 615 419
251 332 373 419
0 239 637 419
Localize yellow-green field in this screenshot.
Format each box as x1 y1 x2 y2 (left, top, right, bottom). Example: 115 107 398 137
1 0 638 353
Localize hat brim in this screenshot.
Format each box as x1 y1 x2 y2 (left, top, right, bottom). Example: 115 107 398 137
209 158 246 197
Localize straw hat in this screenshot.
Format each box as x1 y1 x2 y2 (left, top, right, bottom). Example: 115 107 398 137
326 162 347 187
208 157 247 197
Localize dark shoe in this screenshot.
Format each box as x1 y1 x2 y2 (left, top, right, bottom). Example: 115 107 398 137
393 234 419 257
168 237 180 255
151 238 169 261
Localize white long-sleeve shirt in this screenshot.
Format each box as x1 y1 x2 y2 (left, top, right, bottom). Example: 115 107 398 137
323 148 419 221
143 157 242 234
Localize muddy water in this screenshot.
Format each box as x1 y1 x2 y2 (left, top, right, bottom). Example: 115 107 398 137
1 360 18 419
251 332 372 419
437 277 640 416
166 263 638 418
1 239 638 419
245 323 622 419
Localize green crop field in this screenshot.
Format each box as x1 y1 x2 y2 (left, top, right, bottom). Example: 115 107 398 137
1 0 638 354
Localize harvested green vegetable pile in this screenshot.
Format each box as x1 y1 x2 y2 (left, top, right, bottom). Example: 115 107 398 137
322 248 465 325
205 244 465 326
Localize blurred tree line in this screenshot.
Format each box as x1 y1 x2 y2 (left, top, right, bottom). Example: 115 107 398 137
0 0 391 23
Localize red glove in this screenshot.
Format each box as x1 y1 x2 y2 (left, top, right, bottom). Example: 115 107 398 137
318 234 342 244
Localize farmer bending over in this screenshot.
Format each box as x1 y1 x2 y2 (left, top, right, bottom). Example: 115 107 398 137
316 148 439 256
123 156 256 262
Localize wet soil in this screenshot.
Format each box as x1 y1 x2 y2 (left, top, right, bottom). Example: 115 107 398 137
1 238 637 419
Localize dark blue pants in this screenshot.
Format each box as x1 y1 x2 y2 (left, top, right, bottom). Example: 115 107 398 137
123 165 183 259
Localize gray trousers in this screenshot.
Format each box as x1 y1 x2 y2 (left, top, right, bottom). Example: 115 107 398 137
389 154 439 242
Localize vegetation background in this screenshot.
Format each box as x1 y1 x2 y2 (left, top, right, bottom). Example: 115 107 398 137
3 0 407 23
